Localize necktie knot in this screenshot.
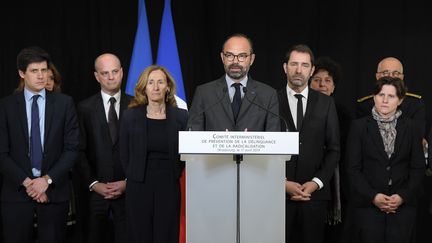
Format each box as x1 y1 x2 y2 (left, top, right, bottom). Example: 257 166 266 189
33 94 40 102
232 83 242 89
109 97 116 105
294 94 303 100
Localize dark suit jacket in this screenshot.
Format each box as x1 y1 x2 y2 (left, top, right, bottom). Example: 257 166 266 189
346 116 424 207
187 76 280 131
0 91 79 202
278 88 340 200
120 105 188 182
78 92 132 187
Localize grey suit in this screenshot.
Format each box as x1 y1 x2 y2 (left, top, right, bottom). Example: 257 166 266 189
187 76 280 131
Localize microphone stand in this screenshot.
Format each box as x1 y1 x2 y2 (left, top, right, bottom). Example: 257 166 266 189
233 153 243 243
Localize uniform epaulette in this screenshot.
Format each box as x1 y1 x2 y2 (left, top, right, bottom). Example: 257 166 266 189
406 92 422 99
357 94 373 103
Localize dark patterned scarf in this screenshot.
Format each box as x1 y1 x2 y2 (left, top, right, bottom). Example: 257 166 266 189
372 107 402 158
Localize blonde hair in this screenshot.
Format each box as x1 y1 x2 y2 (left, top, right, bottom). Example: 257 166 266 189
128 65 178 108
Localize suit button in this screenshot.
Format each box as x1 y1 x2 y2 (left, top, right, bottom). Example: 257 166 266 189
386 166 391 171
388 179 392 186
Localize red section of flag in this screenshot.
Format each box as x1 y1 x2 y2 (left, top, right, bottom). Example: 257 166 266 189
179 170 186 243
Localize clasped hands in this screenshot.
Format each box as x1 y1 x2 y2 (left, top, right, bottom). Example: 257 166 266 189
285 180 319 201
23 177 49 203
92 180 126 199
373 193 403 214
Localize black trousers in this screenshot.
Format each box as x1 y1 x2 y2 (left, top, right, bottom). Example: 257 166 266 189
1 201 68 243
285 200 328 243
126 162 180 243
87 194 126 243
354 205 416 243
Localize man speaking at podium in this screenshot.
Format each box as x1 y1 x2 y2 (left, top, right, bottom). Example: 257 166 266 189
188 33 280 132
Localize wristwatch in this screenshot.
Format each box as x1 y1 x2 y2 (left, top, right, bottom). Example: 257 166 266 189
43 175 53 185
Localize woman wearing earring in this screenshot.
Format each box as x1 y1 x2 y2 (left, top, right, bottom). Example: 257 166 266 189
120 65 188 243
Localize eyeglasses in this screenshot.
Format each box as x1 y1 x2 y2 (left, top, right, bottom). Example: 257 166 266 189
97 69 121 78
377 70 403 77
223 52 251 62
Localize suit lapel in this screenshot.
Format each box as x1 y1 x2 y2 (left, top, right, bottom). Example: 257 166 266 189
237 79 257 122
44 92 54 146
392 117 407 160
278 89 296 131
16 93 29 145
119 93 130 119
367 117 389 160
95 94 112 144
216 78 235 125
301 89 318 132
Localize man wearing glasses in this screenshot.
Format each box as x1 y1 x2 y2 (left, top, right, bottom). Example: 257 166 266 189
187 33 280 131
356 57 425 137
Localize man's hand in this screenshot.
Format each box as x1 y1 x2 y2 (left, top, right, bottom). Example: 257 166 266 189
35 192 49 203
26 177 49 199
105 180 127 199
285 180 310 201
302 181 319 195
92 182 112 198
92 180 126 199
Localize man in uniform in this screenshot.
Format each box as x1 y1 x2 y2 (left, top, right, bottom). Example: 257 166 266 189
356 57 426 139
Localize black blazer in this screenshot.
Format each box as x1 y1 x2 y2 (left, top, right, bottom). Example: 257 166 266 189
187 76 280 131
0 91 79 202
278 88 340 200
120 105 188 182
346 116 425 207
78 92 132 187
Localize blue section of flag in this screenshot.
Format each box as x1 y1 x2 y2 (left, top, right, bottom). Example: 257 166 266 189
126 0 153 96
156 0 186 102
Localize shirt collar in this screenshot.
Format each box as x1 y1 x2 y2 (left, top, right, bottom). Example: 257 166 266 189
24 87 46 102
225 74 248 88
100 90 121 105
286 85 309 99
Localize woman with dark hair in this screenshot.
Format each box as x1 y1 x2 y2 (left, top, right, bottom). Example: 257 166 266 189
120 65 188 243
310 57 353 224
346 76 424 243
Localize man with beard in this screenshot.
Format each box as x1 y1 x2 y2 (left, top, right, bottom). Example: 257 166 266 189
187 33 280 131
277 44 340 243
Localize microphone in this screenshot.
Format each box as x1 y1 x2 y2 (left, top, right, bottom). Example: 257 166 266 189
187 87 228 131
242 87 289 132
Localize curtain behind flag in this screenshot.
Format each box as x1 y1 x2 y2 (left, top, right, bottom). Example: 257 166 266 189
126 0 152 96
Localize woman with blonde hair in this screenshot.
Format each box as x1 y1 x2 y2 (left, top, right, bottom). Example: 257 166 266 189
120 65 188 243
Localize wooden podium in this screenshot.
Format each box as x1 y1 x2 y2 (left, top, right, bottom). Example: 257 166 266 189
179 131 298 243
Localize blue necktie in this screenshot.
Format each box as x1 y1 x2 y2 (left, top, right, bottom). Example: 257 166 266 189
30 95 42 172
231 83 242 121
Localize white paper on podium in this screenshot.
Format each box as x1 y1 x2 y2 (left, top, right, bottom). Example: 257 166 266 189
179 131 298 155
